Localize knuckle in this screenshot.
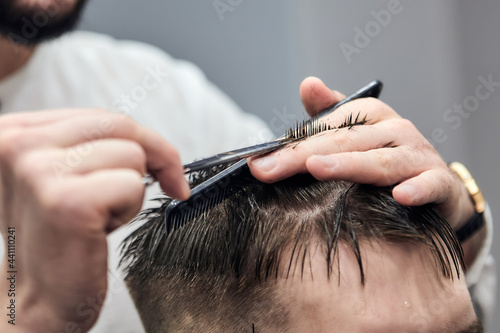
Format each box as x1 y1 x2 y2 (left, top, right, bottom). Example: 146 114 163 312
0 129 30 161
16 152 45 174
165 144 181 161
125 142 147 170
443 169 457 189
393 118 416 131
40 187 78 221
376 150 392 169
364 97 399 118
14 151 56 184
126 141 146 160
432 169 454 200
417 139 437 155
112 113 137 132
39 183 92 227
330 131 349 147
374 151 395 184
0 114 21 131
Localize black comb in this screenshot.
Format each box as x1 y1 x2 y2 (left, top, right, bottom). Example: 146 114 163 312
164 80 383 232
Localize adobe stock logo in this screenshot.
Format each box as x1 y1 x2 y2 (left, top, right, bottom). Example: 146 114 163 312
213 0 243 21
110 65 169 115
340 0 412 64
428 74 499 147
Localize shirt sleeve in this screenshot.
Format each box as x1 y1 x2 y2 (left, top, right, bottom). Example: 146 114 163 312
465 204 496 327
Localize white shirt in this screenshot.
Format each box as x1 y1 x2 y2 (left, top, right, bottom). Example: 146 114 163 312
0 31 495 331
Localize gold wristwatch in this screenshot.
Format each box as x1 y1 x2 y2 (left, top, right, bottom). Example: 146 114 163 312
449 162 485 242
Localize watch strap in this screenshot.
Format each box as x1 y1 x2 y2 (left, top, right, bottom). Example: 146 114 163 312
449 162 486 243
455 212 485 243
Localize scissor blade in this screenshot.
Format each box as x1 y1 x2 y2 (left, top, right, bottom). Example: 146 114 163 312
183 139 287 173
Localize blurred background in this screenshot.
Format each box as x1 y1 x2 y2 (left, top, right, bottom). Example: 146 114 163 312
79 0 499 330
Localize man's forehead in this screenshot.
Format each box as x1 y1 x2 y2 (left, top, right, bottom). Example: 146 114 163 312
278 241 476 332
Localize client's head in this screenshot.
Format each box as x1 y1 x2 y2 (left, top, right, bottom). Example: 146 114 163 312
121 167 481 332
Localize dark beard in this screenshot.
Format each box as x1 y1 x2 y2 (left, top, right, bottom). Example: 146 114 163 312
0 0 88 45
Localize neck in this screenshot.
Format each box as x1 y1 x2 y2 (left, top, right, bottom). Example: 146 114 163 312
0 37 35 81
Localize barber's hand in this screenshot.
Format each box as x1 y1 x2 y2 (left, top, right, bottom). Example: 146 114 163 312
249 77 475 231
0 109 189 332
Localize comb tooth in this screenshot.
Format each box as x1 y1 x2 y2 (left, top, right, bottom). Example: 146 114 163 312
205 198 212 216
190 203 196 223
198 200 204 220
179 216 184 229
173 214 178 231
167 211 173 233
208 195 214 211
168 216 174 233
178 208 183 229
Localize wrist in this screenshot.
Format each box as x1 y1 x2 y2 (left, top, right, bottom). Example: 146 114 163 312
453 182 477 230
0 260 62 332
461 221 487 269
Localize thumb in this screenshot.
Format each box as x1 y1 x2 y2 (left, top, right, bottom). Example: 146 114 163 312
300 77 346 117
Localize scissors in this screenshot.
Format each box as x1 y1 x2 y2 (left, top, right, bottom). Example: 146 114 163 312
143 80 383 186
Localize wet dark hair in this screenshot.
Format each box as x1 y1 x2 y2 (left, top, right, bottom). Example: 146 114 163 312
121 166 466 332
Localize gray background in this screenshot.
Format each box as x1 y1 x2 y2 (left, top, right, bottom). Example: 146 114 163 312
79 0 499 330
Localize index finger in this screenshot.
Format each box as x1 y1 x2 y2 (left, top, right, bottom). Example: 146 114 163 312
249 98 401 183
0 108 107 130
24 113 190 200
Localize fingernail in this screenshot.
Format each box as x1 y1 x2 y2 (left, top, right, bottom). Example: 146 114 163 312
252 155 278 172
397 184 416 199
312 155 338 169
180 180 191 200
